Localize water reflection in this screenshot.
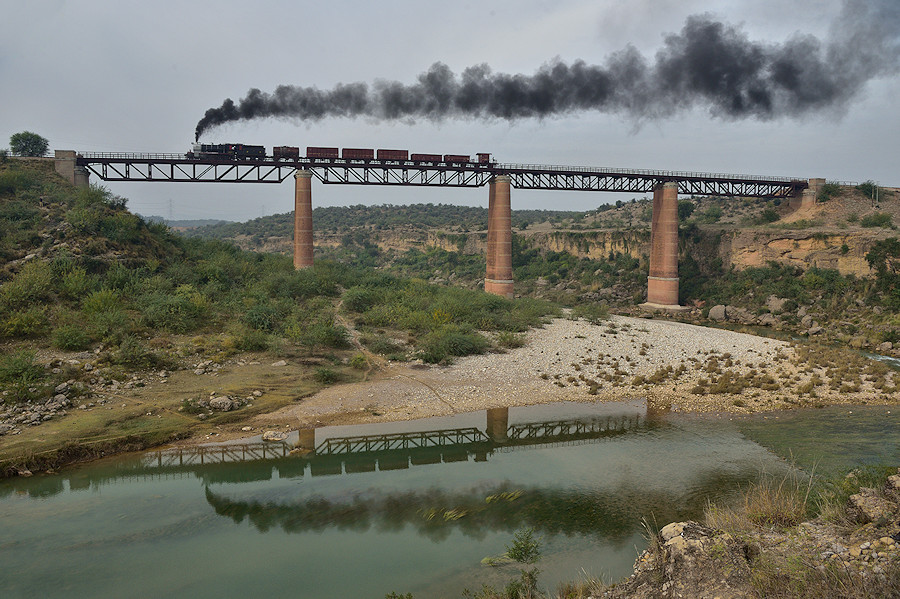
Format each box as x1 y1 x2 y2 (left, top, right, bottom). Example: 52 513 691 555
0 406 651 496
203 468 762 542
9 400 881 599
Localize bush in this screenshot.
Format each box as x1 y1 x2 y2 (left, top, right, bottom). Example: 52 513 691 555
495 331 526 349
0 350 46 403
342 286 380 313
313 367 339 384
138 288 207 333
697 205 723 224
0 350 44 384
0 260 54 308
230 326 270 351
817 182 841 202
82 288 122 314
0 306 49 338
571 302 609 324
418 326 489 363
859 212 894 229
759 208 779 223
855 180 877 199
53 324 93 350
109 336 171 368
243 302 281 332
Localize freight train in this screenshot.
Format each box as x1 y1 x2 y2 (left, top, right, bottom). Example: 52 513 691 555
188 143 492 164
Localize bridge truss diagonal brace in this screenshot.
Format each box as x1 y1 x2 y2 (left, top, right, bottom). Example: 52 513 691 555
81 160 295 183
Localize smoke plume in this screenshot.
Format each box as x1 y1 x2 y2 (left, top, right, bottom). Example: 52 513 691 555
195 0 899 141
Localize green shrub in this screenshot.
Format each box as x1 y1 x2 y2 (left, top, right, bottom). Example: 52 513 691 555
138 289 207 333
860 212 894 229
87 309 132 343
572 302 609 324
817 182 841 202
243 302 281 332
0 260 53 308
342 286 380 313
0 306 49 338
697 205 723 224
418 326 489 363
0 350 44 384
53 324 93 350
109 336 171 368
231 326 269 351
759 208 779 223
313 367 339 384
495 331 526 349
82 288 122 314
58 267 94 300
855 180 877 199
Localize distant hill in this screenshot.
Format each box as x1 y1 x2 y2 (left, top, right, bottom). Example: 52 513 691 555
182 203 587 244
141 215 232 229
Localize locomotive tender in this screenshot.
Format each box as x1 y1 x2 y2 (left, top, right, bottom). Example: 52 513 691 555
188 143 492 165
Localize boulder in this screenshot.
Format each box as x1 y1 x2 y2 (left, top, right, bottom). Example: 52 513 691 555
708 305 727 321
271 360 288 367
766 295 788 313
208 397 235 412
262 430 287 442
848 487 896 523
877 341 893 353
758 313 778 327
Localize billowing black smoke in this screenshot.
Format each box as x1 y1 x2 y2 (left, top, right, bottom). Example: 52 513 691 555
194 0 899 140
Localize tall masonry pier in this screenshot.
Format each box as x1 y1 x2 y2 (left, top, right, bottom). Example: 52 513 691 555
644 181 681 309
293 170 314 269
485 175 514 298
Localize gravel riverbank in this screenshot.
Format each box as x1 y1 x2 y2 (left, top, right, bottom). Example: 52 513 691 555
257 316 899 431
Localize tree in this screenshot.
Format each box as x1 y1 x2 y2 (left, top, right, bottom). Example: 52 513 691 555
9 131 49 157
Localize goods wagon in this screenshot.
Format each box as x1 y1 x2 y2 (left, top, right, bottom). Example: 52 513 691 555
342 148 375 160
443 154 470 164
307 146 339 159
377 149 409 160
410 153 443 162
273 146 300 160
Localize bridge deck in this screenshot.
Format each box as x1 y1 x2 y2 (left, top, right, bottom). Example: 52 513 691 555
76 152 806 197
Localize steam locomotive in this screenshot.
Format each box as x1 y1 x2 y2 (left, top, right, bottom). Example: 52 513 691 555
187 143 492 164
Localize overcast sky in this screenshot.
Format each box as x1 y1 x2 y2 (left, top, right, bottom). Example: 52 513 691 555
2 0 897 221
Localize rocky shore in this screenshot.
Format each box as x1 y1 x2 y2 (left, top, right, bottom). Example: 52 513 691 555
605 469 900 599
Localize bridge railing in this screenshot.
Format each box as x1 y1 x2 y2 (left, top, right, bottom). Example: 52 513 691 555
80 152 188 160
496 163 804 183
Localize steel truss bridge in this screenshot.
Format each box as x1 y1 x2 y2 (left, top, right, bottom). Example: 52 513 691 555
77 152 807 198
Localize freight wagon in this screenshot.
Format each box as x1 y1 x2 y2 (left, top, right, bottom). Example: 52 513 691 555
342 148 375 160
307 146 340 159
273 146 300 160
377 149 409 161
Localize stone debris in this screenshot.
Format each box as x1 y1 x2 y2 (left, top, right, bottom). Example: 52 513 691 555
605 468 900 598
262 430 287 442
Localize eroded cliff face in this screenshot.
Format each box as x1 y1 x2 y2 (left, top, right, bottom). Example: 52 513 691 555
234 225 886 279
721 230 886 276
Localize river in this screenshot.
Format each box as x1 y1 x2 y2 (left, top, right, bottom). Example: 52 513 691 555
0 400 896 598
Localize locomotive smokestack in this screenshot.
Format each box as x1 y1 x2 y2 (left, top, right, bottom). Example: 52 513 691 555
194 0 899 139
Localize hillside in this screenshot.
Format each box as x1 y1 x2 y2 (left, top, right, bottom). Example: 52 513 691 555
0 158 556 472
183 183 900 353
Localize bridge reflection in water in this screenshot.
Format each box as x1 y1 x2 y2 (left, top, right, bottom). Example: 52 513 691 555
137 407 647 480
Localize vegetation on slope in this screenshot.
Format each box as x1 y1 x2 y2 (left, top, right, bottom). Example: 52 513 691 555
0 158 557 468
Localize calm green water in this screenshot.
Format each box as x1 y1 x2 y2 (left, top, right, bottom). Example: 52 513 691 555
0 401 896 599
